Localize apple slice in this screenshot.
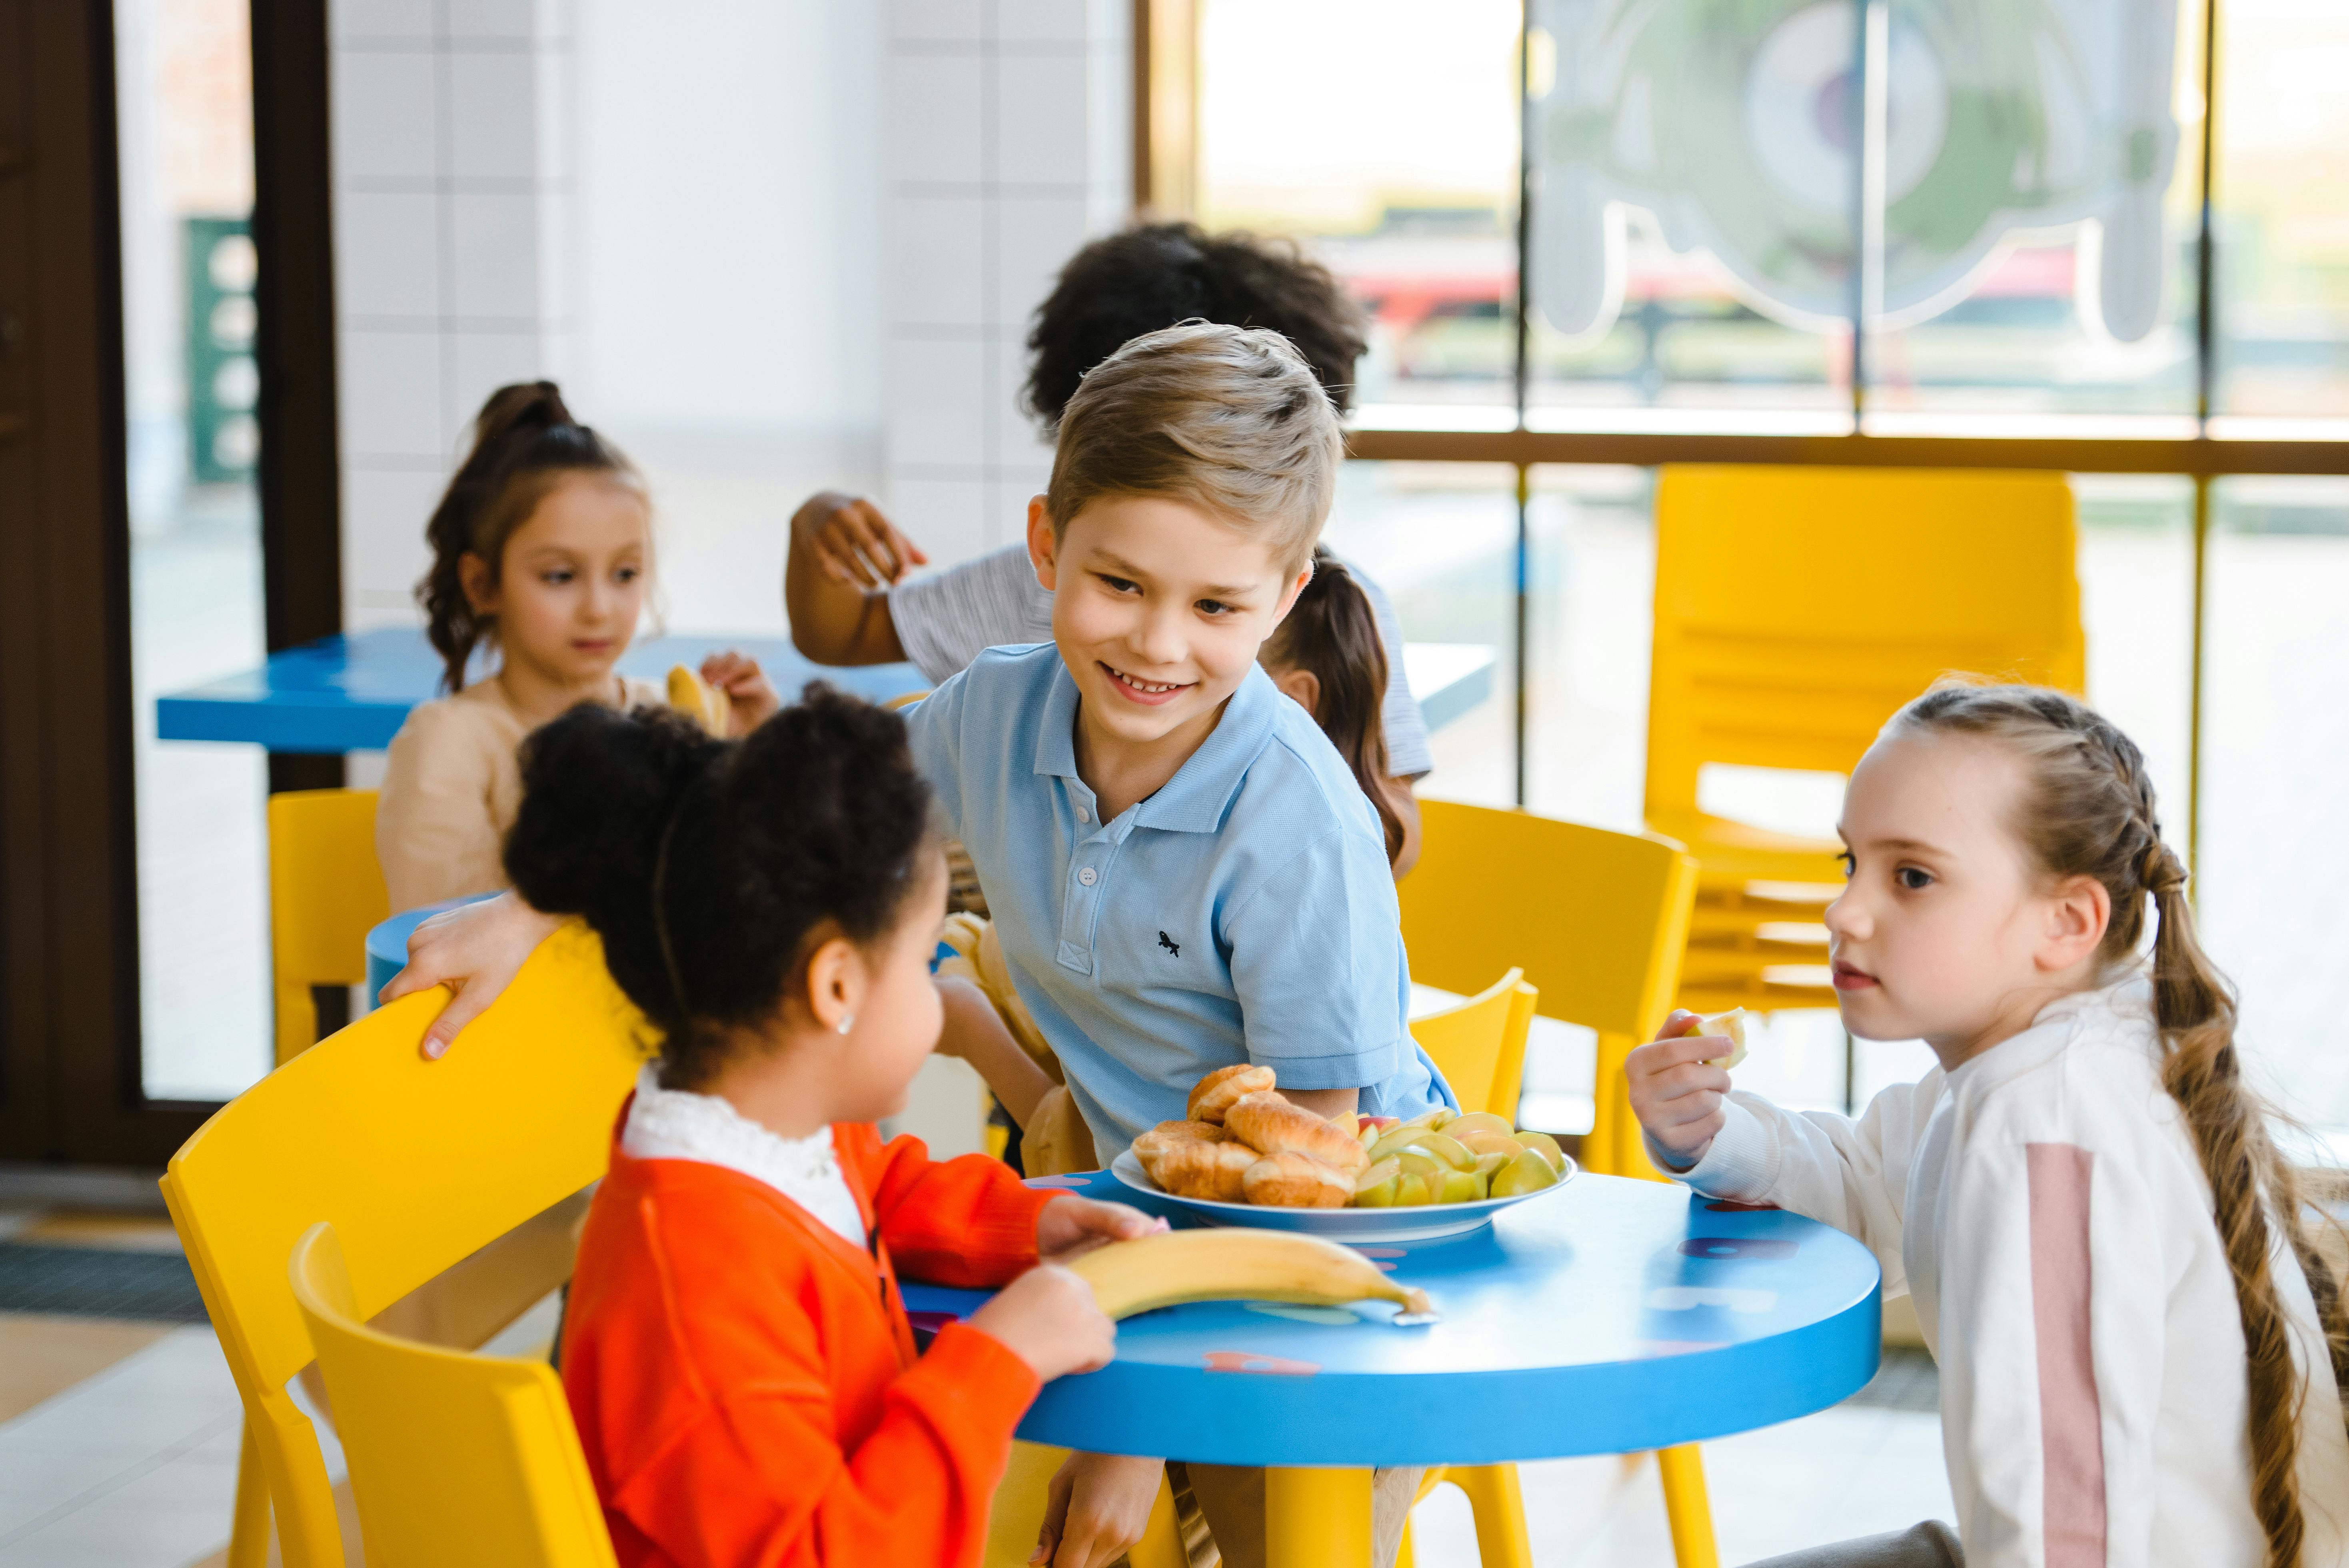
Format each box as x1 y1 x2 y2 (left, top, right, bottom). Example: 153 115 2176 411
1686 1008 1748 1069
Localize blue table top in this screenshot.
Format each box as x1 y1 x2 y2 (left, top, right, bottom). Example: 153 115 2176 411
159 628 1495 755
156 629 930 753
903 1168 1881 1469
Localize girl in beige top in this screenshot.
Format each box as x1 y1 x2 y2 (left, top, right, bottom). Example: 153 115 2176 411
378 382 771 911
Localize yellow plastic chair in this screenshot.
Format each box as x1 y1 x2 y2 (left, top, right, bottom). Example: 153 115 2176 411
1400 799 1699 1183
1647 465 2083 1013
269 789 390 1065
290 1221 617 1568
1397 798 1712 1568
1410 968 1538 1125
162 922 643 1568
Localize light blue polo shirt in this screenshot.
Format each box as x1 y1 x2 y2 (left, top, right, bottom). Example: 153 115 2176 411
906 643 1452 1154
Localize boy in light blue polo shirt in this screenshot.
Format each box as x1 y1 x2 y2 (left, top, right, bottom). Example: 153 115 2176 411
910 320 1450 1159
382 323 1446 1566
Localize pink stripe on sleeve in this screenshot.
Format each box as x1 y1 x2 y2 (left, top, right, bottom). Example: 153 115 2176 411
2028 1141 2107 1568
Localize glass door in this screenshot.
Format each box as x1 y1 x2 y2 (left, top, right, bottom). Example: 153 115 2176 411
116 0 273 1105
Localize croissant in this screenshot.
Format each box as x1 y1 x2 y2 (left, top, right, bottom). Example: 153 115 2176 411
1131 1119 1226 1179
1154 1140 1258 1203
1225 1091 1368 1173
1187 1063 1275 1125
1241 1151 1352 1208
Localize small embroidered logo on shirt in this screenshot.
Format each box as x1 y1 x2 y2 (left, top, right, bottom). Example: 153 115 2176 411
1158 931 1181 957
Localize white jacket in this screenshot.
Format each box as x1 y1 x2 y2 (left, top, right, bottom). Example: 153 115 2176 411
1658 976 2349 1568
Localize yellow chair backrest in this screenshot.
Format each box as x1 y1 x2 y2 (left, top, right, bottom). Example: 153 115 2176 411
1398 799 1698 1179
270 789 392 1065
1646 465 2084 825
291 1222 618 1568
162 923 644 1568
1410 968 1538 1121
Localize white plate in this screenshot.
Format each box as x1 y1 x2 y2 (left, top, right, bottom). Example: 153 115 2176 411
1109 1147 1578 1243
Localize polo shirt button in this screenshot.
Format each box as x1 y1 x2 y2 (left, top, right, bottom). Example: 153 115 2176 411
1076 867 1098 886
1077 807 1089 822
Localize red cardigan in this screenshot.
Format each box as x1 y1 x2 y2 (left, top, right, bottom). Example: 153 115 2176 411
562 1110 1062 1568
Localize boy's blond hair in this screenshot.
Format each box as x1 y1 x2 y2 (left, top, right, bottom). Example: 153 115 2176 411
1045 320 1342 570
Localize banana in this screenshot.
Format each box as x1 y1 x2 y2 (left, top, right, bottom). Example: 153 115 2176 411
667 664 730 738
1066 1228 1435 1322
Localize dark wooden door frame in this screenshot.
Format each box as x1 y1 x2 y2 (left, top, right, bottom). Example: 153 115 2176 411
0 1 342 1166
252 0 343 787
0 0 199 1164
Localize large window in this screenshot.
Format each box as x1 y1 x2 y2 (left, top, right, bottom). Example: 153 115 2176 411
1184 0 2349 1127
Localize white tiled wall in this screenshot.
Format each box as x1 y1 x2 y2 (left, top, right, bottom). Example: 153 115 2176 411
330 0 575 629
883 0 1132 569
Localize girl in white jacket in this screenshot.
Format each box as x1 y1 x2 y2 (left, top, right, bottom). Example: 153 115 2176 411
1628 683 2349 1568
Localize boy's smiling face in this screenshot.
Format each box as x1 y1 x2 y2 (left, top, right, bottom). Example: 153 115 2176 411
1027 493 1310 764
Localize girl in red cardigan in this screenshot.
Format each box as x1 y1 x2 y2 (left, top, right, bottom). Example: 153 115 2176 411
501 687 1159 1568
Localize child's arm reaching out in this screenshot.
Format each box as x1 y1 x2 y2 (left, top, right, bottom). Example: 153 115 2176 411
607 1252 1109 1568
934 976 1059 1131
1627 1010 1942 1298
380 892 565 1057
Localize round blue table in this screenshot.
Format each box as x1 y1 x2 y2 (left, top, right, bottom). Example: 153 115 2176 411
902 1167 1880 1567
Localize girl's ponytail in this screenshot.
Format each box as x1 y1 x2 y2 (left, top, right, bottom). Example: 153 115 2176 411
502 703 721 1045
417 381 644 693
1895 682 2349 1568
1262 549 1404 864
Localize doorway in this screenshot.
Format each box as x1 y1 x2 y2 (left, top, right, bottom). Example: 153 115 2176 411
0 0 338 1167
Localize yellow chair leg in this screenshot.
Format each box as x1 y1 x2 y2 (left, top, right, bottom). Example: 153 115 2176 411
273 981 317 1068
1452 1464 1534 1568
1127 1467 1187 1568
226 1418 271 1568
1265 1466 1374 1568
1657 1444 1719 1568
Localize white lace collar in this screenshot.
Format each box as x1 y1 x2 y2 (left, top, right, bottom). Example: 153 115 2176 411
621 1065 867 1250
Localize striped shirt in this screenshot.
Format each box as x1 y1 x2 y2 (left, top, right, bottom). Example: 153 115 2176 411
887 543 1435 779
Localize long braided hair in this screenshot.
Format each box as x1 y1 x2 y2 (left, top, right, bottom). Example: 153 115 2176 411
1893 682 2349 1567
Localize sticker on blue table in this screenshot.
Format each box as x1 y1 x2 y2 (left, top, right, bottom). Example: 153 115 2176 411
1679 1237 1798 1260
1648 1286 1777 1314
1203 1351 1320 1376
1024 1175 1090 1189
1638 1339 1731 1357
1245 1303 1359 1326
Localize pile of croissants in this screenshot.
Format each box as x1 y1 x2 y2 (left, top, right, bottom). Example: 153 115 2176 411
1131 1065 1568 1209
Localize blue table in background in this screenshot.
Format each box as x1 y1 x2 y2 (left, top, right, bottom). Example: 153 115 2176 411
157 629 1494 753
905 1168 1880 1566
156 628 929 753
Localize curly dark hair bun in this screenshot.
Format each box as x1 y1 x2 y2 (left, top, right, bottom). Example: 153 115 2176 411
1024 222 1367 430
503 684 935 1088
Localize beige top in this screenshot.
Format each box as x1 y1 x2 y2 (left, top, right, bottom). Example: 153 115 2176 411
376 675 666 912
